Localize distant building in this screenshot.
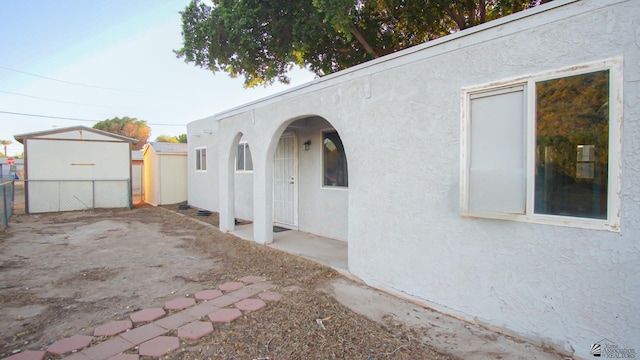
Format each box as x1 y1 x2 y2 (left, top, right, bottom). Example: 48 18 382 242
131 150 144 202
0 157 24 179
142 142 188 205
14 126 137 213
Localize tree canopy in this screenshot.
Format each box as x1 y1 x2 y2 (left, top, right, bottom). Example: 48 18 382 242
176 134 188 143
1 140 12 157
176 0 552 87
155 135 178 143
536 70 609 179
155 134 187 143
93 117 150 150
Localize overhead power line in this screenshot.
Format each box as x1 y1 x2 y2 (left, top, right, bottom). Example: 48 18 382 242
0 90 133 109
0 66 147 93
0 110 95 123
0 110 186 127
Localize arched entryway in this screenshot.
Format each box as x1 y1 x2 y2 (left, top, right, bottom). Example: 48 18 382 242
218 116 350 271
267 116 349 243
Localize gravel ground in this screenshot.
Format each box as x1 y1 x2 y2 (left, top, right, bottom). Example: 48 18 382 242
0 200 449 359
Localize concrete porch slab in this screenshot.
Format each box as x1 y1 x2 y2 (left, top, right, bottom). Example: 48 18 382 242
231 224 348 272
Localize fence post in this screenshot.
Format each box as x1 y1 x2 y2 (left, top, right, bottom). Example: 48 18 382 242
9 180 13 219
2 184 7 227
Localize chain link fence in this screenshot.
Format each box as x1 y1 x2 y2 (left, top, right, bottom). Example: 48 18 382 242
0 178 14 228
25 179 131 214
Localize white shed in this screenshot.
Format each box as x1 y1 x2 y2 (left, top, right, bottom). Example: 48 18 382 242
187 0 639 358
14 126 137 214
142 142 188 205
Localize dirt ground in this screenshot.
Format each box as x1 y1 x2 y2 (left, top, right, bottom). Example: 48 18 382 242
0 196 449 359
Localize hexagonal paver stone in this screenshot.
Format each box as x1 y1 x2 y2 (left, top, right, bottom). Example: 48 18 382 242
258 291 283 301
138 336 180 357
47 335 93 355
195 289 223 301
240 275 264 284
94 320 133 336
208 308 243 323
4 350 46 360
235 298 267 311
219 281 244 291
164 297 196 311
178 321 214 340
129 308 166 323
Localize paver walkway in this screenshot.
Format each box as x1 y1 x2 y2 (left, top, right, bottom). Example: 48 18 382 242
3 276 282 360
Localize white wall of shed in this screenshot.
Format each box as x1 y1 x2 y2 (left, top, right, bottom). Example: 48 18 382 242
25 139 131 212
143 147 160 205
159 154 187 205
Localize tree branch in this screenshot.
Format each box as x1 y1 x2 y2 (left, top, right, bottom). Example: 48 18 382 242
444 7 465 30
467 0 476 27
349 24 379 58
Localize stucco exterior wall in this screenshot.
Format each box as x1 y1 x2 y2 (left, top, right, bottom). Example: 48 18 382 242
295 119 349 241
234 173 253 221
187 117 219 211
187 0 639 357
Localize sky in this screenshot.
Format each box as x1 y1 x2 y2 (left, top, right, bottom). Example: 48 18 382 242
0 0 316 157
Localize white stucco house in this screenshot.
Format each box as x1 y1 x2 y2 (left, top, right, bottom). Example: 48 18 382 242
142 142 188 205
186 0 639 357
15 126 137 214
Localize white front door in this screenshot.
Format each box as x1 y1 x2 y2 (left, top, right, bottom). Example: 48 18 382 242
273 132 298 228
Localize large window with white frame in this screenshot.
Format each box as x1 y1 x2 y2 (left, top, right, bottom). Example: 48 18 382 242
236 142 253 172
195 147 207 171
461 58 622 231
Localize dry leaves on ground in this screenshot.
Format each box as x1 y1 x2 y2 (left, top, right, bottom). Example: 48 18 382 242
1 204 449 359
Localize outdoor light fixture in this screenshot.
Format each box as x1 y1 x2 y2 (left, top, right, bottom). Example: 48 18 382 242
303 140 311 151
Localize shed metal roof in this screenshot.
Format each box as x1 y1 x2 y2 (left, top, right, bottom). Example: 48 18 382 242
146 142 188 154
14 125 138 144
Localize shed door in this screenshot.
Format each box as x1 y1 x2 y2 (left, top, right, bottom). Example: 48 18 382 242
273 132 298 228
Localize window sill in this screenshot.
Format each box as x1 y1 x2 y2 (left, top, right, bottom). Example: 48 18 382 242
321 185 349 191
462 212 620 233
